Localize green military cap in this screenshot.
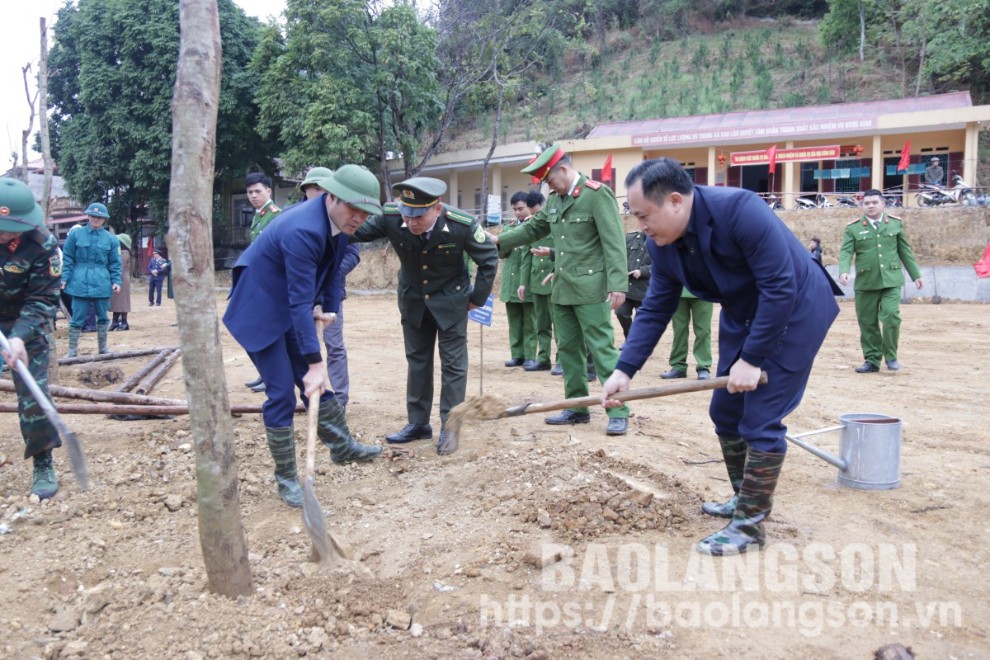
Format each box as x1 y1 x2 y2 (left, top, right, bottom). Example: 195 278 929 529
299 166 334 191
320 164 382 215
392 177 447 217
117 233 133 250
84 202 110 219
0 177 44 232
521 144 566 181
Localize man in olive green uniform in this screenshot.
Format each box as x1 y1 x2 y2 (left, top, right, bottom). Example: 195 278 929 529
661 289 713 380
352 178 498 454
524 191 555 371
501 192 537 368
0 178 63 499
244 172 282 392
615 230 651 340
247 172 282 242
494 145 630 435
838 189 923 372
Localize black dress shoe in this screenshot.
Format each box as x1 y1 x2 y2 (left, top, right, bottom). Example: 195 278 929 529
524 361 551 372
119 322 129 331
545 410 591 425
386 423 433 443
587 368 597 382
886 360 900 371
504 358 525 367
550 363 563 376
244 376 264 388
855 361 880 373
436 429 458 456
606 417 628 436
697 369 711 380
250 382 266 392
661 368 687 379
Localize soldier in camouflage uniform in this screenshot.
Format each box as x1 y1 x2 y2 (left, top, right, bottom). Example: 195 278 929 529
351 177 498 454
838 189 923 373
0 178 63 499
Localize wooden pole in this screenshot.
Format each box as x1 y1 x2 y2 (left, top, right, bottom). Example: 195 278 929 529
134 348 182 396
0 379 185 406
116 348 176 393
0 402 301 416
59 347 178 365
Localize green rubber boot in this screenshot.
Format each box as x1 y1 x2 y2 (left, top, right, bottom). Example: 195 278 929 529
317 397 382 464
701 436 747 518
265 426 302 508
97 323 110 354
65 328 80 359
696 448 784 556
31 451 59 500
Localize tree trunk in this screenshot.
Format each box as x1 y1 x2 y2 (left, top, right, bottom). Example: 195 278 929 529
169 0 252 598
40 18 53 219
19 64 36 184
858 1 866 63
480 62 505 222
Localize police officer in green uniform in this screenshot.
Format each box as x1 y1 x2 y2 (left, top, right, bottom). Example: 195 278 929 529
351 177 498 454
615 230 651 339
838 188 923 372
244 172 282 392
0 178 63 499
501 191 537 368
524 191 554 371
246 172 282 242
661 288 713 380
493 144 631 436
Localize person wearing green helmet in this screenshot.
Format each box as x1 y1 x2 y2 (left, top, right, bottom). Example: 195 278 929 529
61 201 122 357
223 164 384 508
0 177 64 500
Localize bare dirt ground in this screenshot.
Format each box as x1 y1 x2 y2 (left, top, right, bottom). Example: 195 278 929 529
0 280 987 659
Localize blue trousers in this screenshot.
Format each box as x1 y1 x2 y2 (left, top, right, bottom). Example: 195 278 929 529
322 305 350 408
69 296 110 329
249 331 334 428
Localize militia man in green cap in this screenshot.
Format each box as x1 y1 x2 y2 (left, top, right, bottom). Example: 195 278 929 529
0 178 63 499
492 144 631 435
352 177 498 454
838 188 923 372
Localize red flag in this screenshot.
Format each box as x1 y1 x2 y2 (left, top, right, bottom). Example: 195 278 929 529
147 236 154 258
897 140 911 172
766 145 777 172
601 154 613 183
975 241 990 278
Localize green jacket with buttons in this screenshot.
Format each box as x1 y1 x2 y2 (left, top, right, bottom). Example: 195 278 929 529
352 202 499 331
498 219 533 303
838 214 922 292
497 175 627 306
527 234 555 296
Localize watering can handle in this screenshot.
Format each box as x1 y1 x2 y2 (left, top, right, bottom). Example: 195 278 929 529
785 428 848 471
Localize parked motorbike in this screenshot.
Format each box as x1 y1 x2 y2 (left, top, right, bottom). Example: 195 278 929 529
916 175 976 207
834 195 858 208
794 193 831 209
766 194 782 210
882 188 904 208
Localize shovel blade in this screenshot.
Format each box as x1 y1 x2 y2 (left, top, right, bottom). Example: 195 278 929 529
302 475 332 562
64 431 90 491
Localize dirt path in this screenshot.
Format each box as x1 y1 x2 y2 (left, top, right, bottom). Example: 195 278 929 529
0 290 986 658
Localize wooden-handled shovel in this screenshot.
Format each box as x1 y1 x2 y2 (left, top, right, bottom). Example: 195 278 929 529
0 329 89 490
443 372 768 453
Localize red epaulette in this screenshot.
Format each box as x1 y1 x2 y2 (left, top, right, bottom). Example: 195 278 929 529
584 180 603 190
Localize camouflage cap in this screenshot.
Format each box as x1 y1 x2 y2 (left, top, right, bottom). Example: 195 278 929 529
0 177 44 232
84 202 110 219
320 165 382 216
393 177 447 217
299 166 334 191
521 144 566 181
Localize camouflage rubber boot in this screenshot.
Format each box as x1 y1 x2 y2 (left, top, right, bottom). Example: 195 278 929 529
265 426 302 508
97 323 110 354
65 328 80 359
701 436 747 518
696 448 784 556
317 397 382 464
31 451 59 500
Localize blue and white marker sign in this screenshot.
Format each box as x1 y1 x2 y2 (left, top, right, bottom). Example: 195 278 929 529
468 293 495 327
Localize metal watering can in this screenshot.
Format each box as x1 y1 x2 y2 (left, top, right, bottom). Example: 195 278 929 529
785 413 902 490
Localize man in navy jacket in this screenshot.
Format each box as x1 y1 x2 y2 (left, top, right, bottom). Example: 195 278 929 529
223 165 384 508
602 158 839 556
